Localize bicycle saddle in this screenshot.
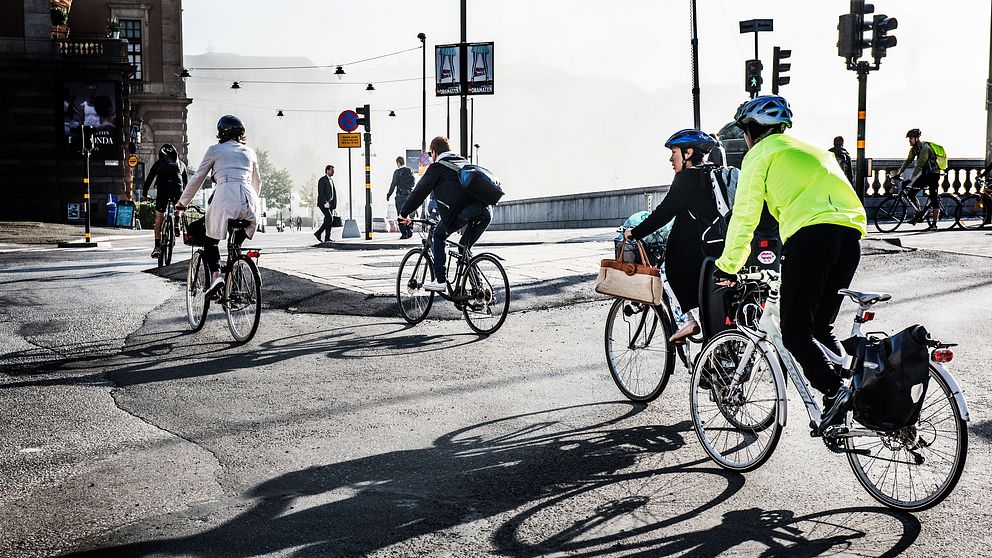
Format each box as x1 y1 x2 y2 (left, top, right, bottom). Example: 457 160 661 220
838 289 891 305
228 219 252 229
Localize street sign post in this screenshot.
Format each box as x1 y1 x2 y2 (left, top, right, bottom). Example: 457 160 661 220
739 18 774 98
338 110 359 132
337 133 361 149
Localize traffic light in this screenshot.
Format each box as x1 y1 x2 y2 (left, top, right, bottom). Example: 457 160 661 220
772 47 791 95
837 1 874 61
745 59 763 95
870 14 898 60
355 104 371 132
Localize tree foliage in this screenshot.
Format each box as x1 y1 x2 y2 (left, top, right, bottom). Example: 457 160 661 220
298 173 318 208
256 149 293 208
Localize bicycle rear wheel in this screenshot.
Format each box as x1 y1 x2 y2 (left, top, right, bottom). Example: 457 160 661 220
461 253 509 335
397 248 435 324
185 250 210 331
604 298 674 402
872 196 906 233
957 194 988 230
690 330 783 472
845 366 968 511
158 214 173 267
225 256 262 343
926 194 960 230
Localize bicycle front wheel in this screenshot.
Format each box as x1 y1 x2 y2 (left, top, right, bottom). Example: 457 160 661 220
690 330 783 472
873 196 906 233
396 248 435 324
604 298 674 402
185 250 210 331
957 194 988 230
926 194 960 230
225 256 262 343
461 253 509 335
845 366 968 512
158 215 172 267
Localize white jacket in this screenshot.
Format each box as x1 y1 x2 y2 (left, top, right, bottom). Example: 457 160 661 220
179 140 262 240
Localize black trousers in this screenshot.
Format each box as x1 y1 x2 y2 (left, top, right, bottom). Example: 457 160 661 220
315 206 334 240
918 172 941 208
780 224 862 397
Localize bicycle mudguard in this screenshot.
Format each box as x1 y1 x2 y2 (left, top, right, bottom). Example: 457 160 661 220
733 328 790 428
929 362 971 422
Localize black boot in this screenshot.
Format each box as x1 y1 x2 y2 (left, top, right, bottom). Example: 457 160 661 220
819 386 852 435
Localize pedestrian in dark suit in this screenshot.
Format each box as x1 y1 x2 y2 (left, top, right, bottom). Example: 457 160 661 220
387 156 416 238
314 164 337 242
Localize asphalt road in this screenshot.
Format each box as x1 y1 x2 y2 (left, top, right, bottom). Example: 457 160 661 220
1 232 990 557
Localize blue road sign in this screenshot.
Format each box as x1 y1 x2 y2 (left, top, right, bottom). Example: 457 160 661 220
338 110 359 132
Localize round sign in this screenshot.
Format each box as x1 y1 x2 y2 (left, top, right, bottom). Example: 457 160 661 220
338 110 359 132
127 155 138 168
757 250 777 265
419 152 432 166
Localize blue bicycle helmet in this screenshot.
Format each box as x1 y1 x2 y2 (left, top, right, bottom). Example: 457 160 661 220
664 129 717 153
734 95 794 128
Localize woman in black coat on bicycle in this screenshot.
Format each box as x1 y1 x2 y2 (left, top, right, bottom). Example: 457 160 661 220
625 129 724 343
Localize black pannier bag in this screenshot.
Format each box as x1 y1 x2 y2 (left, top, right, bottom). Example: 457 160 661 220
842 324 932 431
183 215 207 246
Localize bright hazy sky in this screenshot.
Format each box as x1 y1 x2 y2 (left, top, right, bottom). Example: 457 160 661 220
182 0 991 207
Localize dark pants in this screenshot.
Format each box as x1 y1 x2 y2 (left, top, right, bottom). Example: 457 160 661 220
918 172 941 208
780 224 862 397
395 195 413 237
202 228 248 274
315 206 334 240
432 203 492 280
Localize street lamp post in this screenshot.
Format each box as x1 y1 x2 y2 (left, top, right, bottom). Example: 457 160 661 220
460 0 469 158
418 32 427 154
690 0 701 129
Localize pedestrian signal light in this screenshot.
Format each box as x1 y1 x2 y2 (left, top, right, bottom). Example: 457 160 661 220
745 59 763 95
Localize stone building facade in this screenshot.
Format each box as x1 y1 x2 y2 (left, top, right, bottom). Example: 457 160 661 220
0 0 189 223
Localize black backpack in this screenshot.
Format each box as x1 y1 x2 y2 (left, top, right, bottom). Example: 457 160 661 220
842 325 932 431
439 160 505 206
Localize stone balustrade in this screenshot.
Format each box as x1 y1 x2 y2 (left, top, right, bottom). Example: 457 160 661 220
863 158 986 197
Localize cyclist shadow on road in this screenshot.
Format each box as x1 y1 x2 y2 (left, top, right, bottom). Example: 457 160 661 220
63 403 748 557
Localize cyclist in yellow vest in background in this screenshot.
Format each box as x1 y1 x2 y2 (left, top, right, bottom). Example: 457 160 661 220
714 95 868 428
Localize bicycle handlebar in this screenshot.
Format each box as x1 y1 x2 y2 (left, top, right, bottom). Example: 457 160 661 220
735 269 781 285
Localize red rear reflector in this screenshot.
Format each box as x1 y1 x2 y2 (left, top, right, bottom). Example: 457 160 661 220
932 349 953 363
759 240 769 248
862 311 875 321
247 250 261 259
725 317 733 325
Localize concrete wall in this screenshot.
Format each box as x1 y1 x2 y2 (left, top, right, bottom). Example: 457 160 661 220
489 185 670 231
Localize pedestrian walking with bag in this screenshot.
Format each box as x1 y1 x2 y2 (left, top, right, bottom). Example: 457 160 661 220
387 156 416 238
314 165 337 242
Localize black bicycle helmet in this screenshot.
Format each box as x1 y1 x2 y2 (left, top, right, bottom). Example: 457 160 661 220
217 114 246 142
906 128 921 138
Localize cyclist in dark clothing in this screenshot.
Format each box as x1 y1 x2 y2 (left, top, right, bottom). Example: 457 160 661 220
625 129 723 343
144 143 188 258
399 136 491 292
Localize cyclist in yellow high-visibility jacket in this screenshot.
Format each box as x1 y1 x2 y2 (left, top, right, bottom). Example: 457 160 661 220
714 95 867 427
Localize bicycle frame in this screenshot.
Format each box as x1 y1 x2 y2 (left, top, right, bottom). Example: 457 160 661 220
727 270 969 434
409 219 503 306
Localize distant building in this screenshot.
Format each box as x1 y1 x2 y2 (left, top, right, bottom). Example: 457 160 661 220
0 0 190 223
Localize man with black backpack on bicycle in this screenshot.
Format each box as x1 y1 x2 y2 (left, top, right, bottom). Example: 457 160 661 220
890 128 941 230
398 136 492 292
143 143 188 259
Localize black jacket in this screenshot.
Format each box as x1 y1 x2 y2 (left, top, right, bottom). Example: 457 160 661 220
828 146 854 183
400 154 474 227
388 166 415 199
632 165 722 310
143 144 187 198
317 175 337 210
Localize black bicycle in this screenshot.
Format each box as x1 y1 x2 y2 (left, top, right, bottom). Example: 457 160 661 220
396 218 509 335
153 197 179 267
182 209 262 343
873 177 960 232
957 173 991 229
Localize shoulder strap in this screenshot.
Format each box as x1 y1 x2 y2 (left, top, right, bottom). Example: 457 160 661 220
709 169 732 217
438 159 466 173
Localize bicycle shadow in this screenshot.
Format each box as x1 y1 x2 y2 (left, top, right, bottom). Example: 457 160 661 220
62 403 747 557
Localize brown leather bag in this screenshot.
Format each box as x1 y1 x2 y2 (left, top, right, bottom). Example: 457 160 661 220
594 240 664 305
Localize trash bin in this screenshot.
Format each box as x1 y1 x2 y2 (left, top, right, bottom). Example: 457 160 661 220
105 194 117 227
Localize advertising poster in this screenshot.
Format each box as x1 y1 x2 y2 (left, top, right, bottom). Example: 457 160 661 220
62 81 121 152
467 42 494 95
435 44 462 96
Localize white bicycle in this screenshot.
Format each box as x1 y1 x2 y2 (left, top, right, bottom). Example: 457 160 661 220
689 269 969 511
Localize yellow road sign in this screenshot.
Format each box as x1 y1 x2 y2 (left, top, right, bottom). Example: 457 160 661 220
127 155 138 168
338 133 361 148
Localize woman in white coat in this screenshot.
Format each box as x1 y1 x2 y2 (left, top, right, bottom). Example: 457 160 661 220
175 115 262 295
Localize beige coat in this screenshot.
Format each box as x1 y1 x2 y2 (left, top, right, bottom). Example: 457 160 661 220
179 140 262 240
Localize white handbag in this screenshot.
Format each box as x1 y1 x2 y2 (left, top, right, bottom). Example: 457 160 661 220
594 240 664 305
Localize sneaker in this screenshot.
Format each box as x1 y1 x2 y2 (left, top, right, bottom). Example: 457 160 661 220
205 276 225 299
423 279 447 292
669 319 700 344
818 386 852 435
151 245 161 258
313 231 322 242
